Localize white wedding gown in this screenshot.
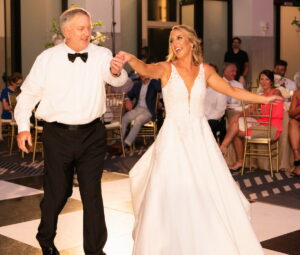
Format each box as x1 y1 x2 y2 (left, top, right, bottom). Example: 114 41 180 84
130 64 264 255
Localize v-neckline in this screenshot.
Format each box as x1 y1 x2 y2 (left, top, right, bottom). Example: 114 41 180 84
172 63 200 101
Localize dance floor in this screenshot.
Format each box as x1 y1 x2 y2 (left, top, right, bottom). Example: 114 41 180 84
0 149 300 254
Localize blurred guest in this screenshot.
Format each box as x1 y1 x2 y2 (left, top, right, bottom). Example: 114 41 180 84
223 63 244 111
220 70 283 171
273 60 297 99
294 70 300 89
205 64 227 143
288 89 300 176
224 37 249 87
122 74 161 147
1 72 23 120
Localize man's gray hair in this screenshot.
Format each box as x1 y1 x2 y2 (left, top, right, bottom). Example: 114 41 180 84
223 62 237 73
60 7 92 32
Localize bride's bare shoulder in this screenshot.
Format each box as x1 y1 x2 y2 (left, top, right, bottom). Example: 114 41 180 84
159 62 172 87
203 63 218 80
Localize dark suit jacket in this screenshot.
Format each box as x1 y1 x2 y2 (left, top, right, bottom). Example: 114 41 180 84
126 79 161 120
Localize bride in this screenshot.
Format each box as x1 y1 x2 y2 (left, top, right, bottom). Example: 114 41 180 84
114 25 281 255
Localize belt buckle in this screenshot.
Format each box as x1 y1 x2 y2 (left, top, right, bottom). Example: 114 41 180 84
68 125 79 131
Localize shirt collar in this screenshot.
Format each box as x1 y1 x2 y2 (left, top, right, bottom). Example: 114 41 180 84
223 77 229 83
62 42 91 54
142 79 151 87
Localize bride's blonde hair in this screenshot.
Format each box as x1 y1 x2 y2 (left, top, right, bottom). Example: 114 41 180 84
166 25 203 65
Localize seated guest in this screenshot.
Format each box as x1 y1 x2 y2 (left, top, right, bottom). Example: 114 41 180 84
273 59 297 100
0 72 23 120
122 74 161 147
294 70 300 89
220 70 284 171
205 64 227 143
223 63 244 110
288 89 300 176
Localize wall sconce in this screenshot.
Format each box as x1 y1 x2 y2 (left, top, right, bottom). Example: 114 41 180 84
260 21 269 35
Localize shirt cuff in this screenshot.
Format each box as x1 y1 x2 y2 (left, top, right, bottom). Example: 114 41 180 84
17 122 31 133
110 67 121 77
107 69 128 87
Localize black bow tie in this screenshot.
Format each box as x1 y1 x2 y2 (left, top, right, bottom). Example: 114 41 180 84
68 52 88 63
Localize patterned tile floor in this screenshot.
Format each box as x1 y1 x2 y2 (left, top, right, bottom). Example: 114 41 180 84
0 148 300 254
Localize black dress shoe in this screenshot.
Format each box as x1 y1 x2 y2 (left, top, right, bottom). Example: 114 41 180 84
41 245 60 255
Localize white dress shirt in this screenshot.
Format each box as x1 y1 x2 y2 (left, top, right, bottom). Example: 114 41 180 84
282 77 297 91
137 80 150 109
224 77 244 110
15 43 127 132
204 87 227 120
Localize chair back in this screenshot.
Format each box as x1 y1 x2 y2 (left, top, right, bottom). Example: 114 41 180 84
8 93 18 120
242 101 273 140
105 93 125 124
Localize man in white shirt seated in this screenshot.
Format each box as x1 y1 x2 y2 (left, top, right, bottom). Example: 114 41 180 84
223 63 244 111
205 86 227 143
273 59 297 101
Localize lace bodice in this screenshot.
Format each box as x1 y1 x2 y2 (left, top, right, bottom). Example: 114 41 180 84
162 63 207 119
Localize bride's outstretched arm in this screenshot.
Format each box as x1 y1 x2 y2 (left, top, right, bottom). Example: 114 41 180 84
204 64 282 105
115 51 168 80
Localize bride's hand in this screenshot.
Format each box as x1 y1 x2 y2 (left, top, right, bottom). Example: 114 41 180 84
115 51 134 64
265 95 283 104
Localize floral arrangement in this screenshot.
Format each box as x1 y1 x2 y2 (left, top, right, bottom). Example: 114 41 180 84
45 6 107 48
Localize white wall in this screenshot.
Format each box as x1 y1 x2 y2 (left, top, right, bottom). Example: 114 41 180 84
21 0 61 75
232 0 275 85
233 0 273 37
70 0 121 33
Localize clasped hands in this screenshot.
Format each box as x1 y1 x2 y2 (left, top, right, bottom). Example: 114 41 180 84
110 51 133 75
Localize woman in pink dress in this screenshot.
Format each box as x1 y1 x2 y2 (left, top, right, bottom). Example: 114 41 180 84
220 69 284 171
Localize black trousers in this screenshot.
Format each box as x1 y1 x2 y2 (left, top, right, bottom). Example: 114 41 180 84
208 117 227 144
36 121 107 255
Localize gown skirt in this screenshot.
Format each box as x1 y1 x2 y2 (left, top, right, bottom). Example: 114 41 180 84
129 64 264 255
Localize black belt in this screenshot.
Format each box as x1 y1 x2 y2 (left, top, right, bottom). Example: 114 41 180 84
51 118 100 131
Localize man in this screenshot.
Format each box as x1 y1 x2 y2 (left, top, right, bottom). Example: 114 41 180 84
224 37 249 87
205 87 227 144
122 74 161 147
204 64 227 144
15 8 127 255
223 63 244 110
274 59 297 93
